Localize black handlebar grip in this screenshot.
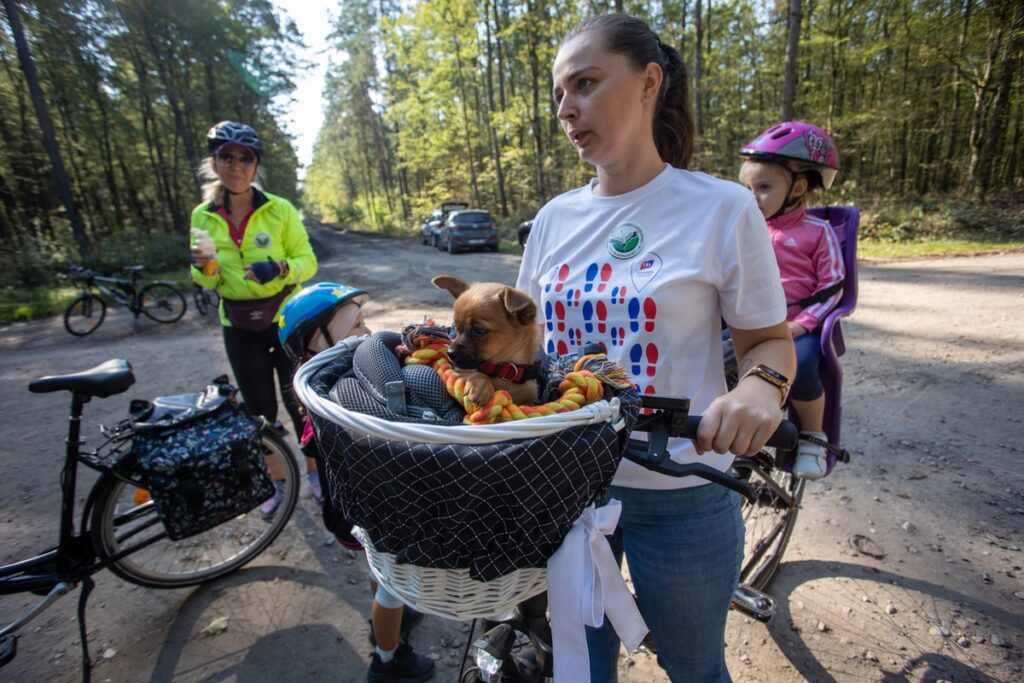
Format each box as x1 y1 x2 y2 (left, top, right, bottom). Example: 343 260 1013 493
682 415 798 451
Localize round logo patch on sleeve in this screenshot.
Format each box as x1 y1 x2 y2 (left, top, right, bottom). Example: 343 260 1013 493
607 223 644 260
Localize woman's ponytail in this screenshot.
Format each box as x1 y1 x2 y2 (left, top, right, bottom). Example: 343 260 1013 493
653 41 693 169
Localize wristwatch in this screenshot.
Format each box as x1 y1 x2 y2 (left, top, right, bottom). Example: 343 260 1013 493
740 364 791 405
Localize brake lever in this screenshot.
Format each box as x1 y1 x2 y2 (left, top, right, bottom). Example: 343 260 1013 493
624 439 756 503
625 395 798 503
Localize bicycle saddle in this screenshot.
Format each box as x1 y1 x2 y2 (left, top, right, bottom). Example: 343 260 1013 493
28 358 135 397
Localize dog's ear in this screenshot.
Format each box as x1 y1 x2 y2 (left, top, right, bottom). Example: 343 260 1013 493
432 275 470 300
501 287 537 326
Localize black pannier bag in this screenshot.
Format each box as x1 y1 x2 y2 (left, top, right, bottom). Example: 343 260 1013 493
123 379 273 541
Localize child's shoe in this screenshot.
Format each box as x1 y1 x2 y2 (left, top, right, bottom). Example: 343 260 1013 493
259 480 287 520
793 434 828 480
308 470 323 504
366 642 434 682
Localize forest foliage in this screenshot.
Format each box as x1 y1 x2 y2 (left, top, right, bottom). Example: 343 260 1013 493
303 0 1023 238
0 0 302 287
1 0 1022 295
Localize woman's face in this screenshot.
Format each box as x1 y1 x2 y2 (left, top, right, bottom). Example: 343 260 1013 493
552 32 659 169
738 161 792 218
212 142 258 195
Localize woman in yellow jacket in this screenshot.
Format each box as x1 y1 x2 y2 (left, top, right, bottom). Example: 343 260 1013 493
190 121 318 516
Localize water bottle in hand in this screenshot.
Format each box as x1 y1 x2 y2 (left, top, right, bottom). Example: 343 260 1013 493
190 228 220 276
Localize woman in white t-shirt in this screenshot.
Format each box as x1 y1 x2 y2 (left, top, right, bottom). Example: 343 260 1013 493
516 14 796 683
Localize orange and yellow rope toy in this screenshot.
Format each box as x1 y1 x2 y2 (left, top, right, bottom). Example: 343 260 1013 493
402 330 633 425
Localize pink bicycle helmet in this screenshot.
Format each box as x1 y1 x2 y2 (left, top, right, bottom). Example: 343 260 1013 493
740 121 839 189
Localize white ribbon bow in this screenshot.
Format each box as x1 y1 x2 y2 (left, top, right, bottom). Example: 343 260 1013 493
547 500 649 682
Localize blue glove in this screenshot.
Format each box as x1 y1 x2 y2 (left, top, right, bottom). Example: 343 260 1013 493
249 257 279 284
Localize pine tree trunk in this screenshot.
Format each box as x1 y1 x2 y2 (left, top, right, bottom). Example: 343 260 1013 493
129 42 181 232
942 0 973 190
485 0 508 218
979 0 1022 195
693 0 704 147
3 0 92 258
781 0 801 121
526 5 547 206
966 30 999 193
452 35 482 208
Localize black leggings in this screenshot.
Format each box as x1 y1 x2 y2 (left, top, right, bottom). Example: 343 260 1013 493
222 324 304 437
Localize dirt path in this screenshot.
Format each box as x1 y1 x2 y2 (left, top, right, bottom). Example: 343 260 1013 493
0 226 1021 682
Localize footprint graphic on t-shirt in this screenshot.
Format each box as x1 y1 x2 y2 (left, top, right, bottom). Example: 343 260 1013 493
545 264 570 294
629 344 643 375
628 298 641 332
645 343 658 377
596 301 608 333
643 298 657 332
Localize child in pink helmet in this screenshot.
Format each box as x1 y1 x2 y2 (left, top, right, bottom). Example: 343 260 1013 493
738 121 844 479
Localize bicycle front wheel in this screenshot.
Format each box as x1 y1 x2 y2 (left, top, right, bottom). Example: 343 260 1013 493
736 452 805 590
64 294 107 336
90 427 300 589
139 283 186 323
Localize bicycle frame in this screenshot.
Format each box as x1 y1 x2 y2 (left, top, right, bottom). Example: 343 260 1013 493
0 393 97 631
86 273 141 313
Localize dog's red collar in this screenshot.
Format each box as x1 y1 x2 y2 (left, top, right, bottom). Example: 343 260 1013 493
477 360 542 384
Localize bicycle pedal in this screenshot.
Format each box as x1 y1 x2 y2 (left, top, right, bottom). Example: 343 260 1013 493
730 584 776 623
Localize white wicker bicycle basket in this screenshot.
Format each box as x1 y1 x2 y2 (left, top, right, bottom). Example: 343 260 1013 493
293 332 639 620
352 527 548 620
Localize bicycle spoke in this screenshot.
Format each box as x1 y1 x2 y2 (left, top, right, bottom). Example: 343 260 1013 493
739 451 804 590
139 284 186 324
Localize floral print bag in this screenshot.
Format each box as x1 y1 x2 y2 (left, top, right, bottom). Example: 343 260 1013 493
126 389 274 541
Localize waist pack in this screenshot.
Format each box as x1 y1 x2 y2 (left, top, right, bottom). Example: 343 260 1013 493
125 383 273 541
223 285 295 331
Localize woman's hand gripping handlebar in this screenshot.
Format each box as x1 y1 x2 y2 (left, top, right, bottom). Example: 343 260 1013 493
623 395 798 503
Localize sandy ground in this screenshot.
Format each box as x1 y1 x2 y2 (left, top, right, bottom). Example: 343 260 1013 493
0 224 1021 682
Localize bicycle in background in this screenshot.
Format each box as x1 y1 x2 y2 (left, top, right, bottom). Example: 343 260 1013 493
193 283 221 317
63 264 187 336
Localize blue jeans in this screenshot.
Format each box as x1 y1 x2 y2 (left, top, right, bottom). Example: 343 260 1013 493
791 332 823 402
587 484 743 683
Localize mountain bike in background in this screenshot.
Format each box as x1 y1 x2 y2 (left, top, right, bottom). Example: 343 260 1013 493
193 283 221 317
63 264 186 336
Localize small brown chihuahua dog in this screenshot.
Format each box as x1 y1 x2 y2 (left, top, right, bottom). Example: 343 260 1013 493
432 275 542 407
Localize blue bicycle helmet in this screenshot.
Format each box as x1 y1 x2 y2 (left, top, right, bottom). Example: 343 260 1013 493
278 283 369 359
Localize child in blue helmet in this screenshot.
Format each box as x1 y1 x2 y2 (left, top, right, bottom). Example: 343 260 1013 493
278 283 434 683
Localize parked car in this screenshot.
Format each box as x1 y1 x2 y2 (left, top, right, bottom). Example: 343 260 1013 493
438 210 499 254
420 201 469 246
517 219 533 247
420 218 443 245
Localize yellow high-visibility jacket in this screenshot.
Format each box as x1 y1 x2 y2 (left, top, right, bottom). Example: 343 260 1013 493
190 189 317 328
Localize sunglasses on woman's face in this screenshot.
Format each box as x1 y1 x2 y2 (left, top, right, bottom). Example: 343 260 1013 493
215 151 257 167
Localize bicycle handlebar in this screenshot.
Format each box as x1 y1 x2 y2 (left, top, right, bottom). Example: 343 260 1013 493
622 395 798 503
66 263 145 285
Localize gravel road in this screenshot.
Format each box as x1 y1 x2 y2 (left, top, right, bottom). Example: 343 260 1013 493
0 224 1021 682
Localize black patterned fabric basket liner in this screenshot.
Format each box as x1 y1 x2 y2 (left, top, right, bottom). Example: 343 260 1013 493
294 333 640 583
